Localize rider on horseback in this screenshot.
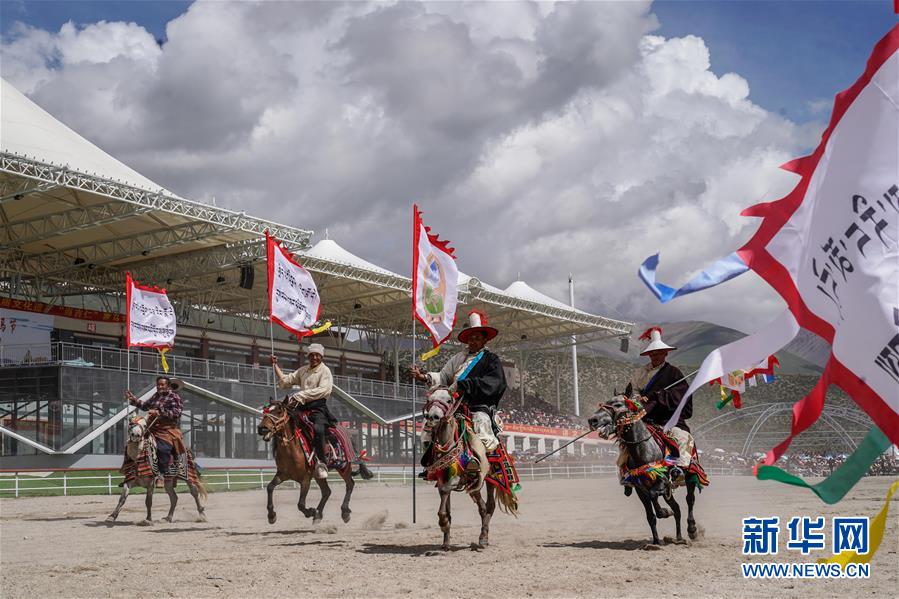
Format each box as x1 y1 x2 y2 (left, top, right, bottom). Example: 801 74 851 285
628 327 694 484
411 310 507 472
124 375 185 477
271 343 335 480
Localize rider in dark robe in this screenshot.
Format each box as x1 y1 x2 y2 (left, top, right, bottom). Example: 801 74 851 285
629 327 694 481
412 310 507 469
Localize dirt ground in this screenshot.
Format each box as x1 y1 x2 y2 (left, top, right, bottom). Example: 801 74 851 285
1 476 896 598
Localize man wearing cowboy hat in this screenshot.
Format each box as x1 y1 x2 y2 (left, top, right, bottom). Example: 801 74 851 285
271 343 334 479
629 327 694 482
124 375 185 477
411 310 508 463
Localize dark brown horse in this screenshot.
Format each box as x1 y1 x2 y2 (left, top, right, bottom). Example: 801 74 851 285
257 400 371 525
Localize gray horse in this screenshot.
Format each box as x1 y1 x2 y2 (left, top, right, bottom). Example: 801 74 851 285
588 385 698 547
106 416 207 525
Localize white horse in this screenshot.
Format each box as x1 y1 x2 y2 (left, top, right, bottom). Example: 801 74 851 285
421 388 501 550
106 416 207 525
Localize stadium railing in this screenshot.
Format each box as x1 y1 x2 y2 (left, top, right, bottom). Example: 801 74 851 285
0 463 755 498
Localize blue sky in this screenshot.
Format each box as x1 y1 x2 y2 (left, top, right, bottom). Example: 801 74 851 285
2 1 896 123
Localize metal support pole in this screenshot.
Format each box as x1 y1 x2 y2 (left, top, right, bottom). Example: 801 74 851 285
569 274 580 417
411 319 417 524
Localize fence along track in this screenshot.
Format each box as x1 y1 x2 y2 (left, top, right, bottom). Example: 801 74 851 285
0 463 755 497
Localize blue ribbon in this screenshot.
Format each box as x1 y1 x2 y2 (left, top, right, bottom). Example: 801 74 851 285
639 251 749 304
457 350 485 382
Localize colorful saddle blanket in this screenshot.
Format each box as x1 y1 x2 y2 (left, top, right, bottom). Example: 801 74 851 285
291 411 360 473
619 424 709 489
119 439 202 488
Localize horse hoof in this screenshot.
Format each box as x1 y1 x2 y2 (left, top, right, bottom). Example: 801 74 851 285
162 516 173 523
655 508 673 519
470 543 484 551
478 537 489 547
642 543 662 551
137 519 153 527
688 529 697 540
196 513 207 523
268 513 277 524
441 544 451 552
341 511 351 524
674 538 688 545
313 516 323 525
104 516 116 525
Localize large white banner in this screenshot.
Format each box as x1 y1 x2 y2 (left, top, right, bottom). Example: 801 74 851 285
762 50 899 432
126 273 176 348
412 205 459 348
267 232 321 337
0 308 53 362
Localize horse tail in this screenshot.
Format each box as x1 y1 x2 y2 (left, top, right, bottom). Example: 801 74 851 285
353 460 374 480
193 474 208 499
495 488 519 518
187 452 208 499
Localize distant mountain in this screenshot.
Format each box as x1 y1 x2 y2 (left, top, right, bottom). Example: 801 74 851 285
587 321 824 376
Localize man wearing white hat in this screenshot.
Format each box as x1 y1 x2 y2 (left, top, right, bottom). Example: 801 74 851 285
270 343 334 479
411 310 507 466
629 327 694 481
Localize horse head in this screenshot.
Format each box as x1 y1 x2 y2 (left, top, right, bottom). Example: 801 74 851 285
258 400 290 442
588 384 640 439
127 416 147 444
422 387 456 443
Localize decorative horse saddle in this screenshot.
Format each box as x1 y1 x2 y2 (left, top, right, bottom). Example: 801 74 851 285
290 410 360 472
621 424 709 489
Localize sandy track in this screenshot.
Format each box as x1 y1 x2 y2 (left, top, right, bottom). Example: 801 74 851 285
1 476 896 598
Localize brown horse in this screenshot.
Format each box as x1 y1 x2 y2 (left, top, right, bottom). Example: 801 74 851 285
422 389 517 550
257 400 372 525
106 416 207 525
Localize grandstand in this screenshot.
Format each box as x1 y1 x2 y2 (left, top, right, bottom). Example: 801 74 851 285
0 77 631 468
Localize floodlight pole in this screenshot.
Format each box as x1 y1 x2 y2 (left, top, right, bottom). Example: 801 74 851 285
569 274 580 417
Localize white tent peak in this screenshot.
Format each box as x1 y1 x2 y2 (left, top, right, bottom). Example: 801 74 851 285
0 77 174 194
503 280 581 313
302 239 402 278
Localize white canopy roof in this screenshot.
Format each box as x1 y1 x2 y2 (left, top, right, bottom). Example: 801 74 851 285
1 78 170 192
0 77 632 344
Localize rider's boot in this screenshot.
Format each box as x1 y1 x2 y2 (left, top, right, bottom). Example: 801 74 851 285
314 461 328 480
669 466 685 486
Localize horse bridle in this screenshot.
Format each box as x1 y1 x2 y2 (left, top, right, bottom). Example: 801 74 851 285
598 401 651 445
261 403 291 439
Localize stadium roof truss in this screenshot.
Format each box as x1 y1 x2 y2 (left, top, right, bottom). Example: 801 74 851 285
0 151 632 346
0 74 633 347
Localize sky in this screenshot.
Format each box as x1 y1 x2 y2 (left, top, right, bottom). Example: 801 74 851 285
1 1 896 333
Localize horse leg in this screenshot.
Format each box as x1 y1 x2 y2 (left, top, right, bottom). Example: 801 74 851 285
662 492 685 543
266 474 283 524
437 488 451 550
635 487 660 547
686 482 698 540
106 483 131 523
312 476 331 524
651 496 673 519
162 479 178 522
339 469 355 523
188 481 207 522
298 476 315 519
139 482 155 525
473 484 495 547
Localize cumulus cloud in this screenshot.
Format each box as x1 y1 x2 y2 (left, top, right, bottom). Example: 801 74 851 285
0 1 820 331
